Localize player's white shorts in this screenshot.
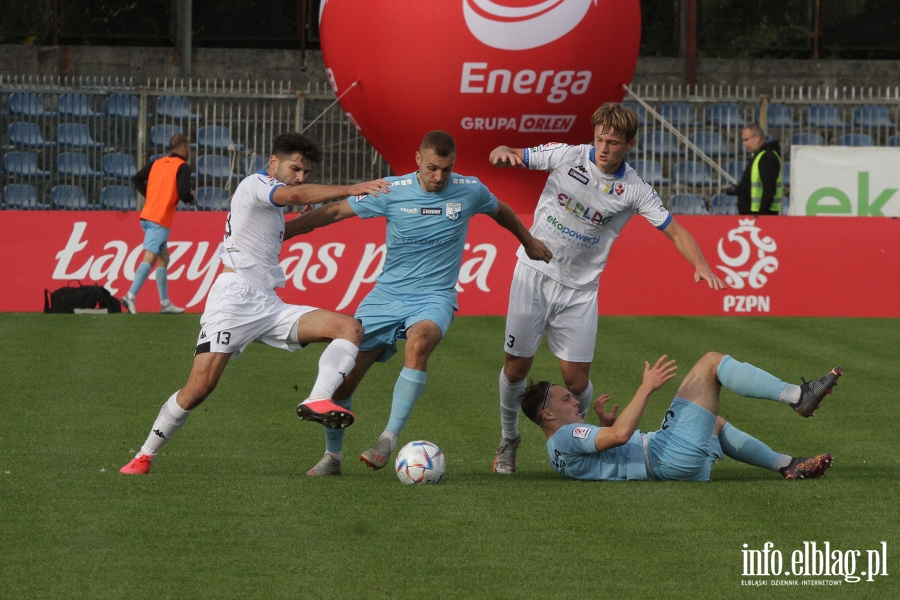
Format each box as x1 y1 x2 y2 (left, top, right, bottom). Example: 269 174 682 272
196 273 317 360
503 262 598 363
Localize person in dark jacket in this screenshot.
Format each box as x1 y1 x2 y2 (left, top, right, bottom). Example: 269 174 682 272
731 124 783 216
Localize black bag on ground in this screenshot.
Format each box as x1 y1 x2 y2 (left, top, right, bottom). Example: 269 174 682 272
43 281 122 314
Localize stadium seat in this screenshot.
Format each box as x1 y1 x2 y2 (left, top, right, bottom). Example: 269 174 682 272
196 126 245 151
668 193 707 215
8 122 55 148
640 131 681 156
58 152 102 178
756 103 799 128
709 193 737 215
51 185 90 209
195 187 230 210
706 103 744 127
629 159 668 186
853 105 896 129
196 154 238 181
101 153 138 179
2 184 40 209
156 95 202 120
888 134 900 147
2 151 51 178
8 92 54 117
100 185 137 210
689 132 734 157
659 102 701 127
57 123 104 149
672 161 717 186
781 162 790 187
622 101 647 124
243 154 269 175
58 93 100 118
105 94 140 119
836 133 876 147
780 196 791 215
723 160 745 183
150 124 184 149
804 104 846 128
790 132 825 146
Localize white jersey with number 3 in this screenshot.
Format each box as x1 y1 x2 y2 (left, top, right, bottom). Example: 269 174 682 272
218 170 288 289
517 143 671 291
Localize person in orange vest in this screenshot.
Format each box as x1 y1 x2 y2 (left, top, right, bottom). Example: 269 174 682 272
123 134 195 313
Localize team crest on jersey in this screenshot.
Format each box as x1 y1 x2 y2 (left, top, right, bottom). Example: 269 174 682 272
615 183 626 195
573 426 591 439
422 208 442 216
445 202 462 220
567 168 590 185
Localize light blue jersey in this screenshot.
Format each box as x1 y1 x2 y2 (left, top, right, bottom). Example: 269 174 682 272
349 172 498 306
547 424 649 481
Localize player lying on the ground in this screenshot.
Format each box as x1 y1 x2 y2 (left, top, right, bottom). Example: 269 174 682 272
521 353 842 481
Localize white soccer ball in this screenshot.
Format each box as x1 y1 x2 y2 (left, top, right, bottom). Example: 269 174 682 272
395 440 445 485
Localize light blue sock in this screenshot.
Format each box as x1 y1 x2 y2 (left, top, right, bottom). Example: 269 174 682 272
128 262 152 297
716 355 790 403
386 367 427 435
155 267 169 303
719 422 789 471
324 396 352 454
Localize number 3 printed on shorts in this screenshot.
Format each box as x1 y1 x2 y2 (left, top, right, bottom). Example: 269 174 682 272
217 331 232 345
506 335 515 349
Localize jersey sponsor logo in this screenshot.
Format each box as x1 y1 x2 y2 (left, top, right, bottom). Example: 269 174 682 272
445 202 462 220
555 193 614 228
422 208 443 216
463 0 596 51
615 183 626 195
567 168 590 185
546 215 601 245
460 63 592 104
400 207 419 214
533 142 564 152
573 426 591 439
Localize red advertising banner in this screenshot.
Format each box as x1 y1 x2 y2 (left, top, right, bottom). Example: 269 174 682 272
2 211 898 317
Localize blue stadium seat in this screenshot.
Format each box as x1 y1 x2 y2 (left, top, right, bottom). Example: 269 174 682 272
853 105 896 129
150 124 184 149
58 152 102 177
630 159 668 186
101 153 138 179
669 193 707 215
672 161 716 186
659 102 701 127
8 122 55 148
888 134 900 147
8 92 54 117
709 193 737 215
640 131 681 156
195 187 230 210
756 103 799 128
156 95 201 120
243 154 269 175
2 184 40 209
100 185 137 210
706 103 743 127
689 132 734 157
836 133 876 147
58 93 100 118
51 185 90 209
723 160 745 183
791 132 825 146
196 154 238 181
58 123 104 149
106 94 139 119
196 126 245 151
781 162 790 187
3 151 51 177
622 101 647 124
804 104 846 128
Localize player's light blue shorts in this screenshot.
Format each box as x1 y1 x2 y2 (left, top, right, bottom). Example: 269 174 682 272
140 219 170 254
644 397 723 482
355 287 455 363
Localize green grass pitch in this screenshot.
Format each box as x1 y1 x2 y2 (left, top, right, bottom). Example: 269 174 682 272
0 314 897 599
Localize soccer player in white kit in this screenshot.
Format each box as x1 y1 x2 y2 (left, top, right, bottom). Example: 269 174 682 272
120 133 391 475
488 103 727 474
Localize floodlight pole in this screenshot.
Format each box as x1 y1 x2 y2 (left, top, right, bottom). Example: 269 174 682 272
178 0 192 80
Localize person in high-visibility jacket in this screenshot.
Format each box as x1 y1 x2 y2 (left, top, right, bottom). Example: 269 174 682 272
733 123 783 216
123 134 195 313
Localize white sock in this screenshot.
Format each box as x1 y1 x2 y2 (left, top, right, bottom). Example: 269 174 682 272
779 383 802 405
308 339 359 400
573 381 594 417
379 431 398 452
326 451 342 462
499 368 525 440
139 392 192 457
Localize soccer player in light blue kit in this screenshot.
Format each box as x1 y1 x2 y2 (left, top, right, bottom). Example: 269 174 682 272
521 353 842 482
285 131 552 475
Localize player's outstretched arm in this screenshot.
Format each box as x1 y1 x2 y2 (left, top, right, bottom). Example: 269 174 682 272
273 179 390 207
661 219 726 290
284 199 357 240
489 201 552 263
593 356 677 452
489 146 527 169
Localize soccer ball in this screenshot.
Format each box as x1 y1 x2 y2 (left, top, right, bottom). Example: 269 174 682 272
395 440 445 485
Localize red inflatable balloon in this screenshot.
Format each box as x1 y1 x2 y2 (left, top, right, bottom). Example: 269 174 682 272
320 0 641 212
